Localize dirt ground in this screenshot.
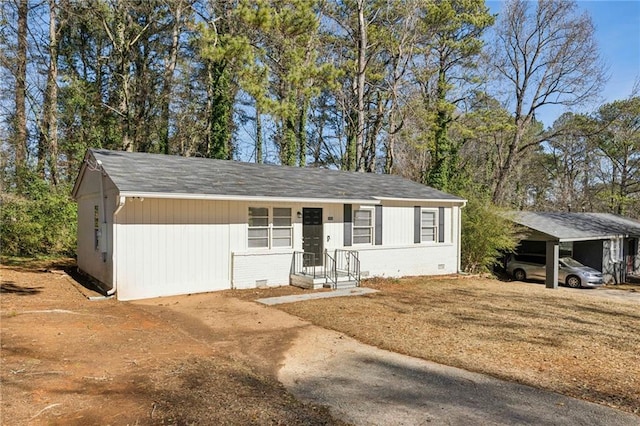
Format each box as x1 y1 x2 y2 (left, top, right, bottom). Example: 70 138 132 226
3 260 639 424
0 260 344 425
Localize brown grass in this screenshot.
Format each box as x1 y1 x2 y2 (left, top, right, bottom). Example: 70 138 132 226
267 277 640 414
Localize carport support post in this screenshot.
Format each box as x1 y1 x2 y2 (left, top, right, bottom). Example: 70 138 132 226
545 241 559 289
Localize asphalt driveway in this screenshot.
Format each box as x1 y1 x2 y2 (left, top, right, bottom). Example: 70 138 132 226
279 326 639 425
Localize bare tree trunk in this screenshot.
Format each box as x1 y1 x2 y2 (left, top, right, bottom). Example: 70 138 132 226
355 0 366 172
297 97 308 167
256 103 263 163
14 0 28 186
161 1 182 155
102 4 148 152
38 0 60 185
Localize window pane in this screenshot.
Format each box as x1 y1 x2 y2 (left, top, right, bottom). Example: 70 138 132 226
273 208 291 217
248 238 268 248
421 228 435 241
273 217 291 226
272 228 291 238
272 237 291 247
353 235 371 244
421 211 436 227
248 228 268 238
353 228 371 237
249 217 268 227
354 210 371 226
249 207 268 217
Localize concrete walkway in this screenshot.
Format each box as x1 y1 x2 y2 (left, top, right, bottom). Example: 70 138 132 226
279 326 640 426
256 287 378 305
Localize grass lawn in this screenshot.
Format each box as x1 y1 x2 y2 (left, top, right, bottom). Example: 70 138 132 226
266 277 640 414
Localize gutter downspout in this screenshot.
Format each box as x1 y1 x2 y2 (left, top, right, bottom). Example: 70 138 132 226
106 195 126 297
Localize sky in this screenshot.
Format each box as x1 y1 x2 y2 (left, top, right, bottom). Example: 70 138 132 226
487 0 640 129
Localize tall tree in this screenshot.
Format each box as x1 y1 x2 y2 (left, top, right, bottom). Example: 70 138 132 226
417 0 494 192
236 0 335 166
542 113 596 212
159 0 187 155
592 97 640 216
490 0 606 204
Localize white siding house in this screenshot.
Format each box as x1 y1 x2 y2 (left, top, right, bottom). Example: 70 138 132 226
72 149 467 301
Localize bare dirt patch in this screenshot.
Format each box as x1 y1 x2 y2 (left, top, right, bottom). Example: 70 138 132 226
265 276 640 415
1 260 344 425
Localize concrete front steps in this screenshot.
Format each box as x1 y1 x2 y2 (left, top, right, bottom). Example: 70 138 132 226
290 270 359 290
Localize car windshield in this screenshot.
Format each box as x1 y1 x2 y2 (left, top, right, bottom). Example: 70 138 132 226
560 257 584 268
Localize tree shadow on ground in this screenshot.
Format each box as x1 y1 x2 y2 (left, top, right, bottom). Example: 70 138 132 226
0 281 43 295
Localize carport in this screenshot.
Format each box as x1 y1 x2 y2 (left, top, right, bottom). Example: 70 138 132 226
509 212 640 287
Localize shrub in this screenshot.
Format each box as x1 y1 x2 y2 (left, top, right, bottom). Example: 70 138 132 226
460 195 520 274
1 175 77 257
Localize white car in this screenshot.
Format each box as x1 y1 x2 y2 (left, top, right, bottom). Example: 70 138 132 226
506 254 604 288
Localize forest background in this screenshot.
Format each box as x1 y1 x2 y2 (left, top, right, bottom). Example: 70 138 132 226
1 0 638 273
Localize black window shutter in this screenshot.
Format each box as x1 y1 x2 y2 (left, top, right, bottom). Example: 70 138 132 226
438 207 445 243
375 205 383 245
344 204 352 246
414 206 421 243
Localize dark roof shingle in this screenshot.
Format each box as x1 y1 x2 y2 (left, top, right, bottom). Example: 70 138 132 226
84 149 464 203
511 211 640 241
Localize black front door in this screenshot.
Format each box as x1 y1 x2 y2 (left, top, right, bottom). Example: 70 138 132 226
303 208 323 266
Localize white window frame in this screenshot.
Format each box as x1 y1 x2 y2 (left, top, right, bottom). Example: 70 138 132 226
421 208 438 243
247 207 293 249
272 207 293 248
610 237 623 262
353 207 374 245
248 207 270 248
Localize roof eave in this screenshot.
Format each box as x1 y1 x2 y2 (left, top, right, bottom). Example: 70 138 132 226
71 150 92 199
373 196 466 205
118 191 382 205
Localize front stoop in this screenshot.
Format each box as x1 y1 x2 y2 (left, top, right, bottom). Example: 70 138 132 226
290 273 327 290
290 271 359 290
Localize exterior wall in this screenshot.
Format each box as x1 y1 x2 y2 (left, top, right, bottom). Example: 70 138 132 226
75 169 117 288
228 202 464 286
349 201 461 277
83 192 462 300
114 198 236 300
230 202 343 288
357 244 458 277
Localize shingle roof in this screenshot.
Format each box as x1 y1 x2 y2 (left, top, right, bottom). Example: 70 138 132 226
511 211 640 241
78 149 464 203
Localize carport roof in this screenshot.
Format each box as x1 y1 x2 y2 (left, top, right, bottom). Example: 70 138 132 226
510 211 640 242
73 149 466 204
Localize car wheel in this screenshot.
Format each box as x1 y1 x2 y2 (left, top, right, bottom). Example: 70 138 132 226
513 269 526 281
566 275 581 288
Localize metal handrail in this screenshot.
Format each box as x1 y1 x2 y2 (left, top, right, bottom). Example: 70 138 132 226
292 250 360 289
335 249 361 286
324 250 337 289
292 251 317 278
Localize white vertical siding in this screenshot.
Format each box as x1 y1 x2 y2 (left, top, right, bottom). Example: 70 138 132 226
114 198 231 300
102 195 463 300
75 169 117 288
